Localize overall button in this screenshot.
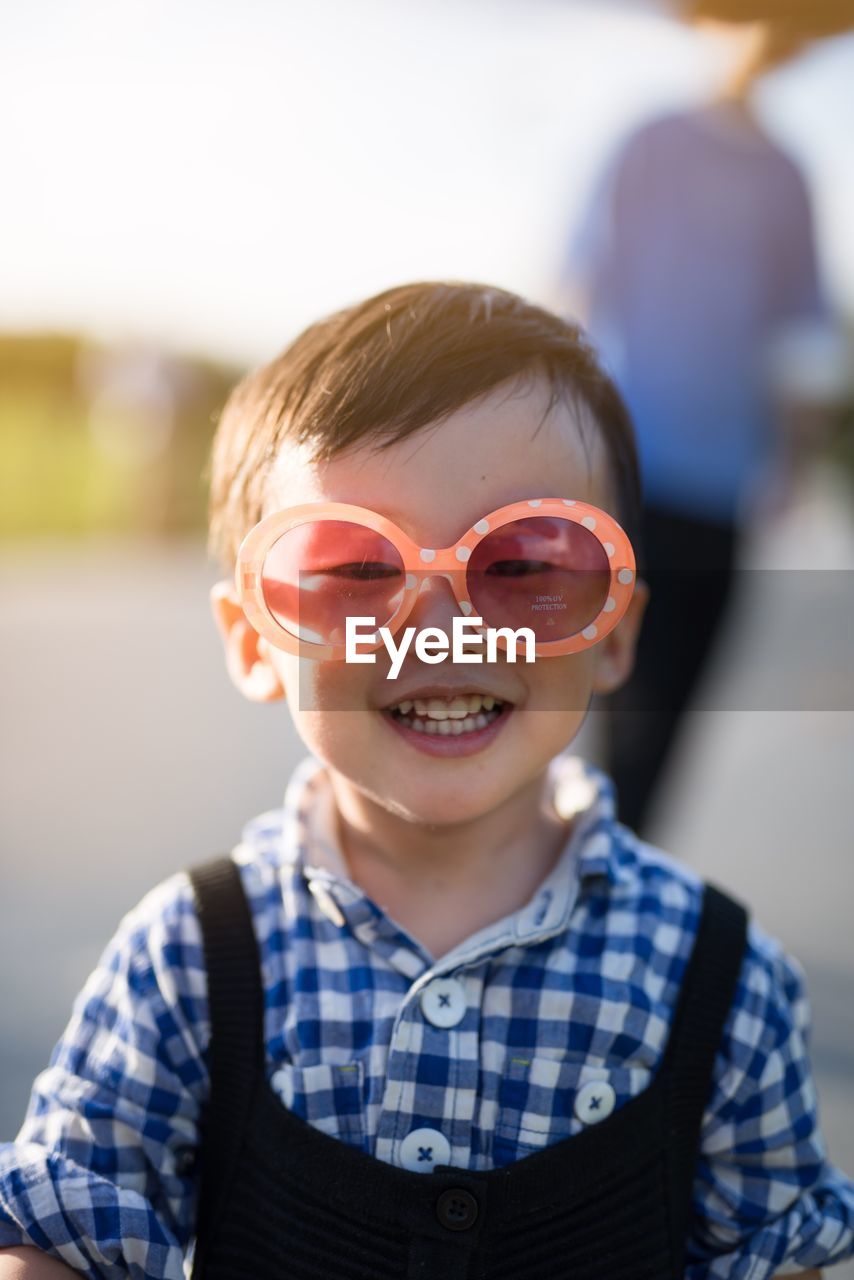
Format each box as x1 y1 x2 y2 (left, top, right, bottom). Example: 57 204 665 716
399 1126 451 1172
419 977 466 1028
436 1188 479 1231
574 1079 616 1124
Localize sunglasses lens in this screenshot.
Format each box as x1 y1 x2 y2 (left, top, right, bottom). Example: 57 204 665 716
261 521 406 645
466 517 610 642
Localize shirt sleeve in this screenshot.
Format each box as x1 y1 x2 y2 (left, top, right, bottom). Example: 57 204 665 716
559 137 627 307
557 126 645 366
0 871 209 1280
684 922 854 1280
769 160 827 327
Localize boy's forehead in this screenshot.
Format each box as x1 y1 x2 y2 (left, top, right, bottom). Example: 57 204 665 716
264 379 614 536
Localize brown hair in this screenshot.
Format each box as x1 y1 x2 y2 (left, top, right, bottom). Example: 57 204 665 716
205 281 643 576
683 0 851 40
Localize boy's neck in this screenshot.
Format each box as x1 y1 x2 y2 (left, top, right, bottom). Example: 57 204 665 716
324 770 572 950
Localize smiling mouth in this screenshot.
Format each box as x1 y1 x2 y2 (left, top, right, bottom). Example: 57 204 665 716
384 692 508 736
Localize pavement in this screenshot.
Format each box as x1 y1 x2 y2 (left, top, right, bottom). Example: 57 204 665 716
1 461 852 1275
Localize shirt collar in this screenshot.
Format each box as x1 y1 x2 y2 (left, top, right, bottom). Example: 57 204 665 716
548 752 631 889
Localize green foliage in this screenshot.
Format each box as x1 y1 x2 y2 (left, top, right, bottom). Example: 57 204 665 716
0 334 241 539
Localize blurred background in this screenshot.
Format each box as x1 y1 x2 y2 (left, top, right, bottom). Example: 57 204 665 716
1 0 852 1260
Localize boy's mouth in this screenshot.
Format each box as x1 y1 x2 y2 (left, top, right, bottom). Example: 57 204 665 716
386 691 505 735
379 689 514 755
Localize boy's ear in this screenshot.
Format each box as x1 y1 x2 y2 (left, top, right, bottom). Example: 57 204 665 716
209 581 285 703
591 578 649 696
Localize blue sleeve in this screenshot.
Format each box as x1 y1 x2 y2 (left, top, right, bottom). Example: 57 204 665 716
684 922 854 1279
558 125 649 358
770 161 827 325
0 872 209 1279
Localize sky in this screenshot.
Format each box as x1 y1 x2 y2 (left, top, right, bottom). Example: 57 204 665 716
2 0 853 364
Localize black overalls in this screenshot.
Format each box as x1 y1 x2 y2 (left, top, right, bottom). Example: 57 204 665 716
186 855 748 1280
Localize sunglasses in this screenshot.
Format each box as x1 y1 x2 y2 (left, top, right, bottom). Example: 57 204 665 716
235 498 636 661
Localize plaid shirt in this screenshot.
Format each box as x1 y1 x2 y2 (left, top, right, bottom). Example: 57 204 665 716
1 753 852 1280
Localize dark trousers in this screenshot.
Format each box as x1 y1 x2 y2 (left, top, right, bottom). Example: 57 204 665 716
603 505 738 837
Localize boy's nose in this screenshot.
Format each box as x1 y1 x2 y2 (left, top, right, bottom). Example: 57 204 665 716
405 573 482 654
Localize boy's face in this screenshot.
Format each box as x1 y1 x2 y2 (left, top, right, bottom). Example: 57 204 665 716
212 376 646 830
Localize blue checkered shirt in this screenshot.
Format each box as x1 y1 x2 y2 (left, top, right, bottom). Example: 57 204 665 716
1 753 852 1279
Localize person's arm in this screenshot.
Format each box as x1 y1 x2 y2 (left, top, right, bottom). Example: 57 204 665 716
757 156 835 515
551 134 628 327
684 924 853 1279
0 1245 81 1277
0 871 209 1279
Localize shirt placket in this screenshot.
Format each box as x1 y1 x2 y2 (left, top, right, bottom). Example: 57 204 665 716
305 853 587 1175
374 963 483 1171
305 868 491 1169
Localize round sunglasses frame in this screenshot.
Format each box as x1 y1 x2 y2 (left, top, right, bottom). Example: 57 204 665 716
236 498 637 661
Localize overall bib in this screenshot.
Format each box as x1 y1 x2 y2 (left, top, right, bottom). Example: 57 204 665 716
186 856 747 1280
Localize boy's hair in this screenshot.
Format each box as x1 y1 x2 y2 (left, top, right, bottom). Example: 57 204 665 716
681 0 849 39
206 282 643 577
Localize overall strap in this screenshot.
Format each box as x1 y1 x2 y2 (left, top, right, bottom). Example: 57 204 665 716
662 879 749 1269
186 855 265 1279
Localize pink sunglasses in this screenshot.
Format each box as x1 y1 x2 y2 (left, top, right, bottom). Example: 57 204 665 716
236 498 637 661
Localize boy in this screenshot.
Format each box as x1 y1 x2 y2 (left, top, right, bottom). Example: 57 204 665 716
1 283 851 1279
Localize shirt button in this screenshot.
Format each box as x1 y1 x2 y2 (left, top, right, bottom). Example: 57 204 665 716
436 1188 479 1231
419 977 466 1028
574 1079 616 1124
399 1126 451 1172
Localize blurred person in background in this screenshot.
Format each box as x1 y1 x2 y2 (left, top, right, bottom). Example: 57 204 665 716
561 0 850 837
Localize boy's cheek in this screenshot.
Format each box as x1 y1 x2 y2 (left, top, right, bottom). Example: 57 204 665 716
529 651 598 715
279 654 374 717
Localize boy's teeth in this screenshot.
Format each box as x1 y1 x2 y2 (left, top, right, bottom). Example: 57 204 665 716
392 702 504 735
391 693 502 719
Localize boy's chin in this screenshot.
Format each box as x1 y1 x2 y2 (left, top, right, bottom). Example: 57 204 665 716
376 789 515 832
359 764 532 831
